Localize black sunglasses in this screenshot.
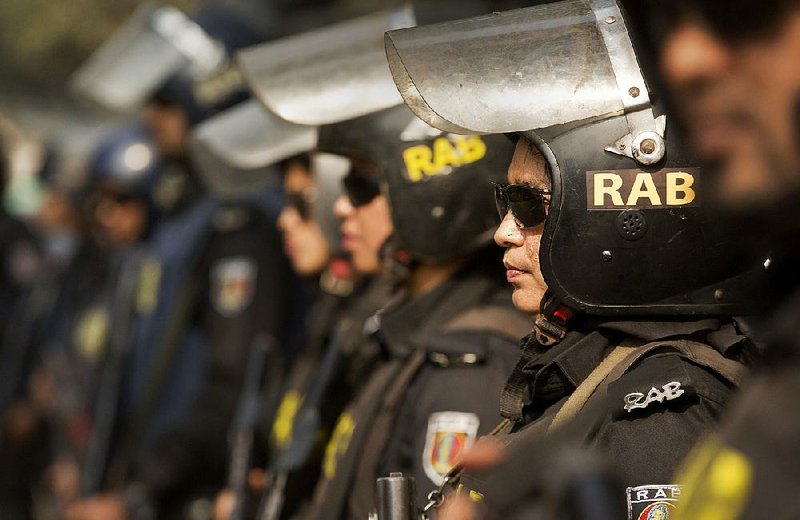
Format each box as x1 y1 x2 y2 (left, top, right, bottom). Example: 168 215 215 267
493 183 551 228
343 174 381 207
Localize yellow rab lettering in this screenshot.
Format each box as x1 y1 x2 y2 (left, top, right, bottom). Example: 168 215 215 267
627 173 663 206
403 145 434 183
594 173 625 206
402 136 487 182
666 171 696 205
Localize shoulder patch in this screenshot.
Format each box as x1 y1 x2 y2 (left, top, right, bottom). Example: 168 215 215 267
211 257 257 317
422 412 479 485
271 390 304 450
627 485 681 520
136 257 161 315
323 412 356 479
73 306 110 362
623 381 687 413
609 354 699 419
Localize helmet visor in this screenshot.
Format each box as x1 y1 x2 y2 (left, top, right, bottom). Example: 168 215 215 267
237 7 415 126
71 4 225 112
385 0 648 135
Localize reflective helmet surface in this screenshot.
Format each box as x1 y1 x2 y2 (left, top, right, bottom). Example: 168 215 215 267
87 124 161 201
71 4 264 125
318 105 514 262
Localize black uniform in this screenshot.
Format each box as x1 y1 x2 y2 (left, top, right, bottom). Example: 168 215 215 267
304 248 529 520
674 285 800 519
458 317 752 520
253 271 394 520
115 203 295 518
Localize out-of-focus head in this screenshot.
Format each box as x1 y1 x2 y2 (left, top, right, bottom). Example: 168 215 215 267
85 125 160 247
386 0 770 330
332 157 393 275
277 154 330 276
626 0 800 222
236 8 415 276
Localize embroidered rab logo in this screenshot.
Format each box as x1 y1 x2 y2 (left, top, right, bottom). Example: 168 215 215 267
624 381 685 413
211 258 257 317
626 485 681 520
422 412 480 485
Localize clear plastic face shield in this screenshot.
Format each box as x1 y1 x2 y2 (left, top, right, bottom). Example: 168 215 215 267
188 99 317 200
385 0 665 166
71 3 227 112
237 7 416 126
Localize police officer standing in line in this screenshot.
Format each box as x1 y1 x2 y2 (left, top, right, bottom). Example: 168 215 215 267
65 6 298 519
383 2 765 517
190 98 386 519
237 10 529 518
192 60 398 519
617 1 800 517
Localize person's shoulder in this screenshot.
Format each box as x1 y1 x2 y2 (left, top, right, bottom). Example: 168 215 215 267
606 347 738 420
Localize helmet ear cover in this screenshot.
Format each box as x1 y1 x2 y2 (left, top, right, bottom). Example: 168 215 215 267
317 106 516 263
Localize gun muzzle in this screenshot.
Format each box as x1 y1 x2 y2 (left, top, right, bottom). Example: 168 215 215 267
374 472 421 520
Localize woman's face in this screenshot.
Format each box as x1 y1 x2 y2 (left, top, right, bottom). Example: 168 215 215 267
277 162 331 276
333 189 393 276
493 140 550 316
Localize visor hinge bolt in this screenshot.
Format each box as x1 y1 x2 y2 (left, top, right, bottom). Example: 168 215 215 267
628 86 641 98
640 138 657 155
714 289 725 302
602 250 613 262
605 16 617 24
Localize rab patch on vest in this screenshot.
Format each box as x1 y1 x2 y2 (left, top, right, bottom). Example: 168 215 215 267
211 257 256 317
627 485 681 520
624 381 686 413
422 412 479 485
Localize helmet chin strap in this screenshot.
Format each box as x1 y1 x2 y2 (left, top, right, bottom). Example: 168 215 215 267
533 291 573 347
380 234 417 289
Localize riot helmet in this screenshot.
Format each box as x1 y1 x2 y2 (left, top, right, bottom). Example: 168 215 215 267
85 124 161 245
188 98 348 258
238 7 514 263
87 124 160 197
385 0 769 316
71 4 263 125
317 105 514 262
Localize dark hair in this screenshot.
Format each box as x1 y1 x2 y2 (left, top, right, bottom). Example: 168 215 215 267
281 153 312 174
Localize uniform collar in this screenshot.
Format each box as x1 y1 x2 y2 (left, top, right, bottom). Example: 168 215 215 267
506 317 736 424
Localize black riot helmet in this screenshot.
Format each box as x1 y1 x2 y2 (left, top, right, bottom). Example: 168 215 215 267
317 105 514 262
385 0 770 316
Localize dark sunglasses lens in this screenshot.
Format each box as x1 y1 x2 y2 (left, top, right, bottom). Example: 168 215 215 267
494 184 509 221
505 185 548 228
344 175 380 207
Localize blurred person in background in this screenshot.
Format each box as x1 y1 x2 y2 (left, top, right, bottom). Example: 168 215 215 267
619 0 800 517
64 6 300 519
36 125 158 513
